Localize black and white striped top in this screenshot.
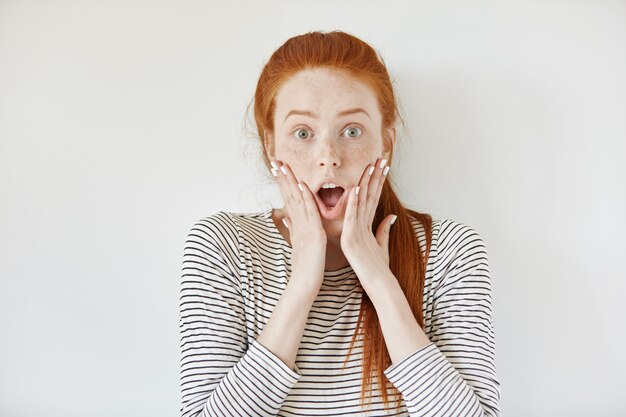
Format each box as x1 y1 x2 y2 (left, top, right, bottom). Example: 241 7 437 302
180 209 501 416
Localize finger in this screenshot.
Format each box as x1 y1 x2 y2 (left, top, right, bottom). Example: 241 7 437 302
277 161 309 221
366 157 388 224
270 161 279 178
299 181 323 227
272 160 292 204
356 162 374 223
344 184 359 226
272 160 301 222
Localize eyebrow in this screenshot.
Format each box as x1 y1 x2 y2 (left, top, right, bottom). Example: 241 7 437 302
283 107 371 123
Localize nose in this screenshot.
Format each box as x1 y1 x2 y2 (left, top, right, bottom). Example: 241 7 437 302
317 139 341 168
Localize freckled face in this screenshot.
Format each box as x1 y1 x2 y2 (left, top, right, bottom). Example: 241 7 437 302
267 67 391 237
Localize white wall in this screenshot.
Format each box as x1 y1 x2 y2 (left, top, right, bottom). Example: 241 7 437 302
1 1 624 416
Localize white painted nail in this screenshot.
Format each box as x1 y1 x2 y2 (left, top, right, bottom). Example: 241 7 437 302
383 166 390 176
270 161 278 170
379 159 387 169
355 186 360 195
280 166 287 175
390 214 397 225
282 218 288 228
368 166 375 175
298 183 304 192
271 168 278 178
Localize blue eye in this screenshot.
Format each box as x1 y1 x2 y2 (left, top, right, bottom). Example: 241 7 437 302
343 126 362 138
293 128 312 140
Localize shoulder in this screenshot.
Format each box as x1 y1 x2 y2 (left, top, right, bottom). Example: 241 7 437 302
434 218 488 263
182 210 270 278
430 218 491 295
183 210 269 268
186 210 270 246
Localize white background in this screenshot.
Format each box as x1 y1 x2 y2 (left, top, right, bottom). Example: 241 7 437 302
1 1 625 416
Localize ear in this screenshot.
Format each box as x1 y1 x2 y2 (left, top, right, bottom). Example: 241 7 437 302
382 127 396 161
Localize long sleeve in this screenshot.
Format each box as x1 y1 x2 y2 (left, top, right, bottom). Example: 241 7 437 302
179 214 301 417
384 220 501 416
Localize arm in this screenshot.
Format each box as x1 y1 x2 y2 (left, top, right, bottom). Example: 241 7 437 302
256 275 318 371
371 221 501 416
338 160 500 415
180 214 304 417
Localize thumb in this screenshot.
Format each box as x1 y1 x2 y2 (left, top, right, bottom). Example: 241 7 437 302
375 214 397 248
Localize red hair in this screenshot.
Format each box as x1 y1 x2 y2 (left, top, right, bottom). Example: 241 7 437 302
252 30 433 410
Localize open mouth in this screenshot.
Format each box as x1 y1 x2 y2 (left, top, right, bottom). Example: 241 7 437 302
314 186 347 220
317 186 345 208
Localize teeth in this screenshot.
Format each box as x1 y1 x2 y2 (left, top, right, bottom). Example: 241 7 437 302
322 183 337 189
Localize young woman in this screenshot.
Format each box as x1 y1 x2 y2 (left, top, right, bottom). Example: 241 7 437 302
180 30 501 416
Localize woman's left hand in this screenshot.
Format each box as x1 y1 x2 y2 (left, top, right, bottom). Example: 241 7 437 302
341 157 397 294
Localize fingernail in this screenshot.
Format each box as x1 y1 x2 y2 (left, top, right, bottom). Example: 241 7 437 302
390 214 397 225
368 166 375 175
270 161 278 170
379 159 387 169
383 166 390 176
280 166 287 176
298 183 304 192
282 218 288 228
271 168 278 178
355 186 360 195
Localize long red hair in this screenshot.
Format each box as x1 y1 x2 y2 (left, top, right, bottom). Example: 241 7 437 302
252 30 433 410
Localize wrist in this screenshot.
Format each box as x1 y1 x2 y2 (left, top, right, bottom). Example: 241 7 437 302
364 269 402 305
287 269 323 301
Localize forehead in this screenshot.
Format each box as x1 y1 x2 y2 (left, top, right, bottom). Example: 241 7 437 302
274 68 379 117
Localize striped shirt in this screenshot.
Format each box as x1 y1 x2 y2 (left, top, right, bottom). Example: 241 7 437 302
180 209 501 416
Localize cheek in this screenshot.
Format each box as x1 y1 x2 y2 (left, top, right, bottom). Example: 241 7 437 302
349 147 379 169
276 146 311 178
344 146 382 184
277 145 308 165
277 141 381 181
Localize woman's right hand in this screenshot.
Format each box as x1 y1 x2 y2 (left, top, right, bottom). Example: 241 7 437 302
271 160 327 293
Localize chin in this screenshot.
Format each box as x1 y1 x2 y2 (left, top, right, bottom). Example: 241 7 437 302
322 218 343 238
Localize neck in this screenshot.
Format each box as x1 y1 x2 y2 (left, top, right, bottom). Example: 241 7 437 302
325 234 349 270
